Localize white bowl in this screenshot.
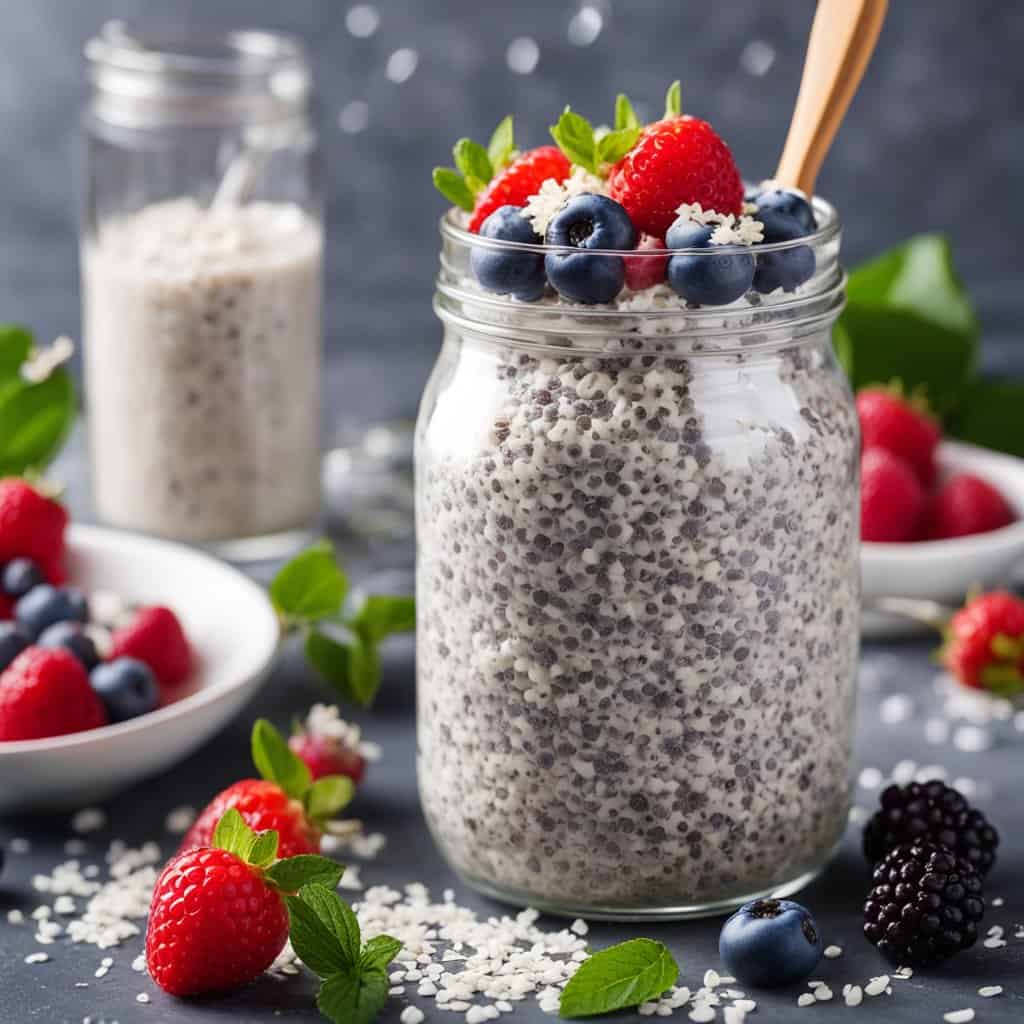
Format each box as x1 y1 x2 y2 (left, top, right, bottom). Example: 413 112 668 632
861 441 1024 636
0 524 279 813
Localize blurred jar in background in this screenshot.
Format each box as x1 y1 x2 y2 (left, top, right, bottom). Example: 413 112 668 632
81 21 322 559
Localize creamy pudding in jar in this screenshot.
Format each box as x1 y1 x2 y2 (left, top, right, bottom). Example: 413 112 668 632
83 198 322 544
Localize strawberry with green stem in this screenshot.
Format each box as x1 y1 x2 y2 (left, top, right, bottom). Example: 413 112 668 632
940 589 1024 696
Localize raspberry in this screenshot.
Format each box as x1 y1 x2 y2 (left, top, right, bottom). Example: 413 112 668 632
468 147 571 233
608 116 743 238
0 479 67 568
0 647 107 741
942 589 1024 692
856 387 941 486
925 473 1015 540
860 448 926 542
622 234 668 291
110 605 194 688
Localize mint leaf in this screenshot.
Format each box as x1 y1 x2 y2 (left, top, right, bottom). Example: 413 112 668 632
249 829 280 868
0 368 76 477
316 966 389 1024
270 542 347 625
487 115 515 171
360 935 403 973
305 627 382 708
433 167 476 212
614 93 640 132
664 80 682 118
350 595 416 645
948 378 1024 458
251 718 312 799
0 324 33 379
597 127 641 166
306 775 355 823
213 808 257 860
550 108 598 174
559 939 679 1018
453 138 493 192
300 882 362 966
266 855 345 894
285 893 351 978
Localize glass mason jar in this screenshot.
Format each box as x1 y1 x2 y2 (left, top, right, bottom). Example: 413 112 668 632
417 201 859 919
81 22 322 558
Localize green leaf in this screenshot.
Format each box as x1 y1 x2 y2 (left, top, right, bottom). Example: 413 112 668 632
663 80 682 118
249 829 280 869
614 93 640 132
300 882 362 966
305 627 382 708
550 108 598 174
453 138 493 191
350 594 416 645
0 368 76 477
270 542 347 625
597 127 641 166
251 718 312 799
947 377 1024 458
979 663 1024 697
559 939 679 1019
0 324 33 379
306 775 356 823
487 115 515 170
433 166 476 212
285 893 350 978
213 808 257 861
316 966 390 1024
266 855 345 894
360 935 403 973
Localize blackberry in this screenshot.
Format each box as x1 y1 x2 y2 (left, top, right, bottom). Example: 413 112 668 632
863 780 999 876
863 842 985 966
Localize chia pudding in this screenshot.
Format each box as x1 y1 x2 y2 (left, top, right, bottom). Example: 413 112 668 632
83 198 322 543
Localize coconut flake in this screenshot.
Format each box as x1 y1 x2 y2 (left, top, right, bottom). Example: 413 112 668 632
523 168 608 237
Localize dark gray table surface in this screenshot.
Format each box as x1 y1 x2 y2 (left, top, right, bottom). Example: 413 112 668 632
0 434 1021 1024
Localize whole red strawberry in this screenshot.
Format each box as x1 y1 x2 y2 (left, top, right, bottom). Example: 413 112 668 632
288 704 368 784
147 809 343 996
468 146 571 232
182 719 355 858
623 234 668 292
942 590 1024 693
860 448 926 543
925 474 1015 540
0 479 67 570
608 117 743 238
856 387 941 486
110 605 194 688
0 647 107 741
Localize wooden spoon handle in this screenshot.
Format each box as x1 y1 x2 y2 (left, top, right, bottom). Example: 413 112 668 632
775 0 888 195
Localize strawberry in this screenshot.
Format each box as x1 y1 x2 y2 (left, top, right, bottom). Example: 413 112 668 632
0 479 67 569
289 704 368 784
182 719 355 858
925 474 1015 540
608 117 743 238
0 647 107 741
468 146 571 232
860 448 926 543
109 605 194 688
856 387 941 486
147 808 343 996
941 590 1024 694
623 234 668 291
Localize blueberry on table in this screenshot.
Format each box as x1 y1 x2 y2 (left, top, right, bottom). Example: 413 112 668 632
15 585 90 639
471 205 547 302
1 558 44 600
665 218 755 306
752 193 817 295
0 622 30 673
38 621 101 672
544 194 636 304
90 657 159 723
719 898 823 987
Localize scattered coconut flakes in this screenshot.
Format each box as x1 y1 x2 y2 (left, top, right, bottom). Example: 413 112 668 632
814 985 833 1001
21 335 74 384
523 168 608 236
703 969 721 988
733 1000 755 1012
136 992 151 1004
953 725 993 753
880 694 914 724
797 993 816 1007
988 925 1004 939
978 985 1003 998
339 865 363 891
892 760 919 785
350 831 388 860
858 767 884 790
7 909 25 925
983 937 1006 949
943 1011 975 1024
132 954 147 973
25 952 49 964
845 985 863 1007
164 805 196 835
865 975 890 996
992 897 1005 908
401 1004 426 1024
893 966 914 980
823 944 842 959
71 808 107 835
688 1005 715 1023
570 919 588 936
10 837 31 854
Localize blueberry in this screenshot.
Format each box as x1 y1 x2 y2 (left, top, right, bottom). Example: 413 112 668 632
665 218 755 306
0 622 30 673
1 558 44 599
14 585 89 640
471 206 546 301
755 189 818 234
90 657 159 723
719 898 823 988
752 192 817 295
38 621 101 672
544 194 636 304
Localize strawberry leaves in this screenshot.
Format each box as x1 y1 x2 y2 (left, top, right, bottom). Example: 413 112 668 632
663 80 682 119
550 106 640 177
285 882 403 1024
433 116 517 211
615 93 640 132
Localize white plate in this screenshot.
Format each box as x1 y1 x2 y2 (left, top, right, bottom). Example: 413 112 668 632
862 441 1024 637
0 524 280 813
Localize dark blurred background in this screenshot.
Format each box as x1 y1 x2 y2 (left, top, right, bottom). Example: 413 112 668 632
1 0 1022 427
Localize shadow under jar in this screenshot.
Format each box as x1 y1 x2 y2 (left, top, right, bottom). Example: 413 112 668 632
416 199 860 920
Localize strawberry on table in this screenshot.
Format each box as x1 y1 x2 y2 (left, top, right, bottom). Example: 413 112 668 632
182 719 355 858
925 473 1015 540
289 703 370 784
860 448 927 543
856 386 941 487
109 605 194 688
941 590 1024 694
147 808 343 996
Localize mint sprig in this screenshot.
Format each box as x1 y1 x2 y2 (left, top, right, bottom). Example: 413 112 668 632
614 93 640 132
433 116 517 211
270 544 415 708
286 882 403 1024
559 939 679 1019
549 107 640 177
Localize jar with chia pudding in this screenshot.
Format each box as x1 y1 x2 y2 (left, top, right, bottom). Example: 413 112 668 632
416 179 859 918
81 22 322 557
